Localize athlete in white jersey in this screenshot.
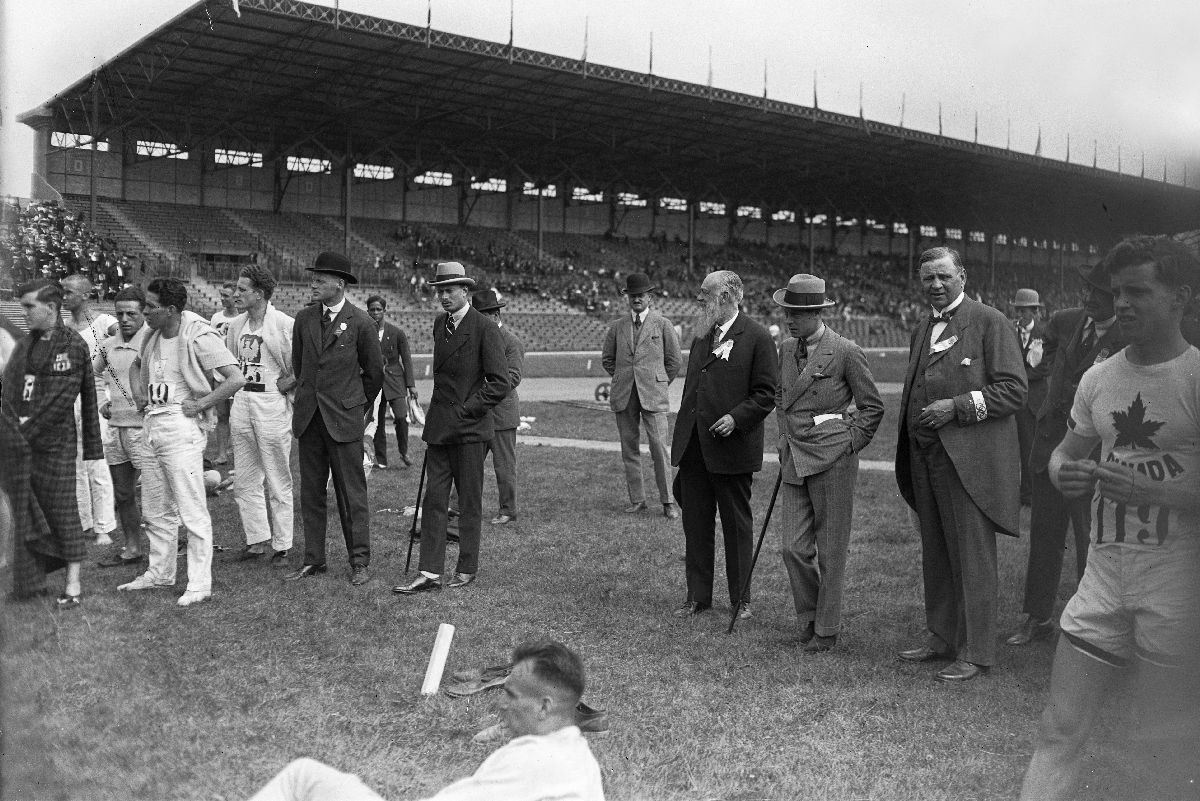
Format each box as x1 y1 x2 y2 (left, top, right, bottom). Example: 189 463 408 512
1021 236 1200 801
208 281 240 464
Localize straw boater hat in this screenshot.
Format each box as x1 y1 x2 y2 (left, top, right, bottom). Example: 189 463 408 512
619 273 657 295
306 251 358 284
772 274 837 309
1010 288 1043 307
427 261 476 288
471 288 506 312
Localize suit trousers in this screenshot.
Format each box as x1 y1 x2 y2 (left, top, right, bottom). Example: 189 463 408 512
1021 467 1091 621
678 431 754 607
1016 406 1036 500
613 387 671 505
372 394 409 464
780 455 858 637
231 396 295 552
420 440 488 577
298 411 370 568
909 438 999 666
487 427 518 517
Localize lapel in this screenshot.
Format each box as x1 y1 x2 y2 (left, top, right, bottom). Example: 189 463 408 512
904 315 932 392
926 302 972 369
434 308 471 370
783 330 837 410
700 314 744 369
321 303 352 351
624 314 639 356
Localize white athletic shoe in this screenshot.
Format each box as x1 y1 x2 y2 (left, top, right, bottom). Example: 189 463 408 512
177 590 211 607
118 574 174 591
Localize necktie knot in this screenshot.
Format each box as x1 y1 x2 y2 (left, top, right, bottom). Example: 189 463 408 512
932 307 955 322
321 308 333 329
796 339 808 361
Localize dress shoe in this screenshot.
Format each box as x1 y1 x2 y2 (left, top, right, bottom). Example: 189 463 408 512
804 634 838 653
1006 616 1055 646
736 602 753 620
270 550 289 567
350 565 371 586
282 564 327 581
935 660 989 682
672 600 711 618
491 514 515 525
235 546 268 562
56 592 82 610
400 454 413 467
393 575 442 594
447 572 475 589
97 551 146 568
796 621 816 645
374 462 389 470
177 590 211 607
472 722 510 744
575 701 609 733
623 501 647 514
663 503 679 519
897 645 955 663
447 508 460 519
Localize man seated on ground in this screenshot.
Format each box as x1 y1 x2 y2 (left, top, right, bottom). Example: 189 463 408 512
247 639 605 801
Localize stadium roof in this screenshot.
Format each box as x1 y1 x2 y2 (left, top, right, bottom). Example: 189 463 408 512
22 0 1200 245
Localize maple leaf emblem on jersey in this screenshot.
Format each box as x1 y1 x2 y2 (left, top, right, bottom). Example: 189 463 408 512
1111 393 1164 450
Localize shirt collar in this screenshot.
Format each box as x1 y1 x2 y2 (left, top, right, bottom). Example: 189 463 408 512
1090 315 1116 336
931 292 966 319
716 311 738 340
805 323 827 346
632 309 647 326
112 324 148 350
449 303 470 326
322 297 346 317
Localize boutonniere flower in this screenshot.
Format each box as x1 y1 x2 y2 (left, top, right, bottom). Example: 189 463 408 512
712 339 734 361
337 322 348 334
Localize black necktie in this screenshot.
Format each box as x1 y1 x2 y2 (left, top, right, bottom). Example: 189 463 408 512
445 317 456 339
932 307 955 322
321 308 332 331
633 315 642 332
711 324 722 346
1081 321 1096 353
796 338 808 361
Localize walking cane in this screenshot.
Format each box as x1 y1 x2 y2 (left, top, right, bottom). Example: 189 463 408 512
727 469 783 634
404 451 429 573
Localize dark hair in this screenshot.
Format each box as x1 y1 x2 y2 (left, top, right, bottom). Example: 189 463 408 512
919 246 964 271
1100 235 1200 290
16 279 63 310
221 281 236 291
113 285 147 307
147 277 188 313
366 295 387 309
239 264 277 300
511 639 585 700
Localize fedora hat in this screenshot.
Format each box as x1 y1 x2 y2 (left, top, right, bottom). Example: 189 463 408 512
619 273 657 295
306 251 358 285
428 261 476 288
772 274 836 309
471 288 506 312
1010 288 1043 307
1075 263 1111 294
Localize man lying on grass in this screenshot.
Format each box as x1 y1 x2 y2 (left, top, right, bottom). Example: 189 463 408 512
247 639 605 801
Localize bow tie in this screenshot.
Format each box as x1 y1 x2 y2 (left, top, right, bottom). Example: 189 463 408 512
931 308 956 322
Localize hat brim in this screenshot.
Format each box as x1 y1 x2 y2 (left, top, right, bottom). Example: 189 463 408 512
428 276 476 288
305 266 358 285
1010 301 1043 307
620 285 658 295
772 288 836 309
472 300 506 312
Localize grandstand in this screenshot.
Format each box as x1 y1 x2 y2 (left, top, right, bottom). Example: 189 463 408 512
4 0 1197 351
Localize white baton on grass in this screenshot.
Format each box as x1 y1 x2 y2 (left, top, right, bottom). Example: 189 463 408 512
421 623 455 695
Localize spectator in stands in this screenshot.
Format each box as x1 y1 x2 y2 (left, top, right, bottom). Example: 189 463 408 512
118 277 244 607
3 279 102 606
394 262 508 596
209 281 240 465
366 295 416 470
601 273 682 519
92 286 151 568
471 289 524 526
61 274 119 547
227 265 295 566
285 254 382 588
245 639 605 801
1010 289 1050 506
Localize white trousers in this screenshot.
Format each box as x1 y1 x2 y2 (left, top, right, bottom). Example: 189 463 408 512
230 395 295 551
142 413 212 593
249 758 384 801
75 400 116 534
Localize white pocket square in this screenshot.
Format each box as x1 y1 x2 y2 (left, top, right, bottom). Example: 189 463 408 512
960 357 972 366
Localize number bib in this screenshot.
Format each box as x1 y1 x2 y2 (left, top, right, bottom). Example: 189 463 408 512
147 382 172 406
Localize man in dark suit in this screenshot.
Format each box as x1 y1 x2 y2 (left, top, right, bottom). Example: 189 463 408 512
366 295 416 470
284 253 384 587
896 247 1027 682
670 270 778 620
471 289 524 526
394 263 509 595
1006 264 1123 646
1011 288 1051 505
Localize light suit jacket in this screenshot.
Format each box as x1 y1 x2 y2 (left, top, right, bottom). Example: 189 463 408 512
776 327 884 481
601 309 681 413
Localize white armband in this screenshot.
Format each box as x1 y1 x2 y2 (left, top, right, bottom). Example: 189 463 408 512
969 390 987 422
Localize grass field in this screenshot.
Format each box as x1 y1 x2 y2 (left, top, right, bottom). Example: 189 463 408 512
0 402 1173 801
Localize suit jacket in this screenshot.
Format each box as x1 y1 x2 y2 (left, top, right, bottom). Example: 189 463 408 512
422 306 510 446
895 298 1028 536
1016 318 1052 415
291 301 384 443
670 314 778 475
776 327 884 480
493 324 524 431
601 309 682 413
1029 308 1124 472
378 321 415 401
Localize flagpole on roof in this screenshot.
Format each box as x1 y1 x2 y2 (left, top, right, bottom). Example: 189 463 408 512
707 45 713 100
1034 125 1042 157
899 92 905 127
973 110 978 144
425 0 432 47
1006 118 1011 150
334 0 339 29
508 0 514 63
763 59 768 99
1093 139 1098 169
812 72 818 110
937 102 942 136
1065 132 1070 163
581 16 588 76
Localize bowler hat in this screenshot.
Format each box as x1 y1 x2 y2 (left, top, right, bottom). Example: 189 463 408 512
471 288 506 312
428 261 476 288
772 274 836 309
619 273 657 295
1075 263 1111 294
1010 288 1043 307
306 251 358 285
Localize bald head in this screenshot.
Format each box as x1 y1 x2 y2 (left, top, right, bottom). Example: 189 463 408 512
61 274 95 313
